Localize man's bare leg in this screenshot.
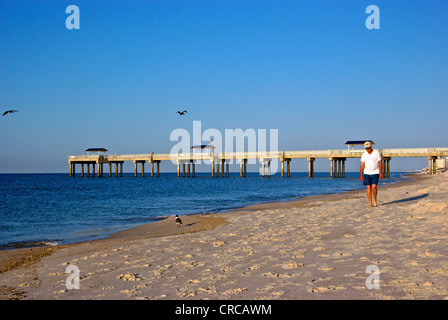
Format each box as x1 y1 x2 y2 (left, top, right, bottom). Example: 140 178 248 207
372 184 378 207
367 185 373 207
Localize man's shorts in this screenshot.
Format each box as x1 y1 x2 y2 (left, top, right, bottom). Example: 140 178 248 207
363 174 379 186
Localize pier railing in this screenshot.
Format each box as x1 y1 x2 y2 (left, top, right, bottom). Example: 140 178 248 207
68 147 448 177
381 148 448 157
69 148 448 163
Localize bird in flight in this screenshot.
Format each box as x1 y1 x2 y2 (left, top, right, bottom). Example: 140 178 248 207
2 110 19 116
177 110 187 115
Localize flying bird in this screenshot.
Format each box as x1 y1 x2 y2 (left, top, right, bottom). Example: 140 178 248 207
175 215 183 228
2 110 19 116
177 110 187 115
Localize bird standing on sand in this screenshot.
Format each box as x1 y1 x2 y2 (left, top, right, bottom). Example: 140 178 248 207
177 110 187 115
175 215 183 227
2 110 19 116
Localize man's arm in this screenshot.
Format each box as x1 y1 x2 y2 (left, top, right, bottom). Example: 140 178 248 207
360 162 365 182
379 160 383 179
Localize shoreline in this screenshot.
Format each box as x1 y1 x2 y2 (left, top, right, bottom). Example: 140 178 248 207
3 170 447 299
0 171 413 252
0 172 422 275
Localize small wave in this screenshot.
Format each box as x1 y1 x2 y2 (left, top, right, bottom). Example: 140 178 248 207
43 241 60 247
0 240 60 251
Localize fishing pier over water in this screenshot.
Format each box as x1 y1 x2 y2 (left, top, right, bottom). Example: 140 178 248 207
68 146 448 178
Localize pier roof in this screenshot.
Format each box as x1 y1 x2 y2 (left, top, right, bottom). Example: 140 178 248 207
345 140 374 145
85 148 108 153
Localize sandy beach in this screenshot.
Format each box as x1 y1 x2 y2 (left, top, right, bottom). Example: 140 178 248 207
1 171 448 300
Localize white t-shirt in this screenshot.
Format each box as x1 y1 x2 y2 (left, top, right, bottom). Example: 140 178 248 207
361 149 382 175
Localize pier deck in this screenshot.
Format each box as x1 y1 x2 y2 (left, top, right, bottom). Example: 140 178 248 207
68 147 448 178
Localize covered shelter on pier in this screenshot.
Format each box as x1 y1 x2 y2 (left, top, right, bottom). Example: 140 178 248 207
85 148 108 155
345 140 375 151
190 144 215 156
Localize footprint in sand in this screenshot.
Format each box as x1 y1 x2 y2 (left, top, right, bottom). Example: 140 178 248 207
213 241 225 247
222 288 247 295
118 273 144 281
262 272 295 278
319 266 335 271
281 262 305 269
308 286 346 293
247 265 261 271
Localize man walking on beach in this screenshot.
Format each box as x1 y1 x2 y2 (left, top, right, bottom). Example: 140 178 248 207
360 141 383 207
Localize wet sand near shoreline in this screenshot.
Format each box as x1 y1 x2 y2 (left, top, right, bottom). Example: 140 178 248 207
0 215 228 274
1 171 447 300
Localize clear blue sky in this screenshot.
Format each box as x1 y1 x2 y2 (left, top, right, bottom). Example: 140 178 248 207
1 0 447 173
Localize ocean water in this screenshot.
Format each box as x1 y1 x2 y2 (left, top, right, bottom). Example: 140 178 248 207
0 172 410 250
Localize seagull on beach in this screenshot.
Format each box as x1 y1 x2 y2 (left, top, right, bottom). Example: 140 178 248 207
2 110 19 116
175 215 183 228
177 110 187 115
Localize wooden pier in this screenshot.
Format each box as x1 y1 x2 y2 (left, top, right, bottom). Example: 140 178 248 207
68 147 448 178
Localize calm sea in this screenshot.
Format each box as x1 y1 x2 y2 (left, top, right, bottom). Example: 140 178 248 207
0 172 410 250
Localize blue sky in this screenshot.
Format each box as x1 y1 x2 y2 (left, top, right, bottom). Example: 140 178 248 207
1 0 447 173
